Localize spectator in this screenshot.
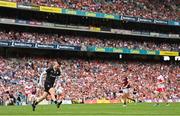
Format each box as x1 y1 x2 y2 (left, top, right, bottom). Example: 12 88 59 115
6 0 180 21
0 30 179 51
0 57 179 104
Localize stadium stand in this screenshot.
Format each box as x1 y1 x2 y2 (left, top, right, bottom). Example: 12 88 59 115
6 0 180 21
0 30 179 51
0 0 179 107
0 57 179 105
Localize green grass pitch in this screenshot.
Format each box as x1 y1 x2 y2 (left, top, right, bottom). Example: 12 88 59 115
0 103 180 116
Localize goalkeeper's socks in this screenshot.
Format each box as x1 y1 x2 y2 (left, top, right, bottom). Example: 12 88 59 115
57 101 62 108
35 101 38 105
32 101 37 111
33 100 38 105
54 100 57 104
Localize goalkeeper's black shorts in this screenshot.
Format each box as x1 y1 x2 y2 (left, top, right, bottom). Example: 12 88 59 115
44 82 53 94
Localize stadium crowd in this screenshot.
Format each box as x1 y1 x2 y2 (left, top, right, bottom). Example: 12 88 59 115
6 0 179 21
0 57 179 105
0 30 179 51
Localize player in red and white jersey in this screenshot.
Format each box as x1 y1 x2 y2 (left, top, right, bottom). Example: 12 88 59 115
24 82 33 104
157 75 166 92
154 74 169 106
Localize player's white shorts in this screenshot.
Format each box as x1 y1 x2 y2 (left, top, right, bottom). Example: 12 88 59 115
123 88 129 94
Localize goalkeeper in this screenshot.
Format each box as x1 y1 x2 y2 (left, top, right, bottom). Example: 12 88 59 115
32 61 62 111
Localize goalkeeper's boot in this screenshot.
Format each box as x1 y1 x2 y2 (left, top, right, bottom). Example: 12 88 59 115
57 101 62 108
32 100 37 111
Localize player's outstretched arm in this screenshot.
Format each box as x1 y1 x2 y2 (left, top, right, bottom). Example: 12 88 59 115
38 71 47 87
